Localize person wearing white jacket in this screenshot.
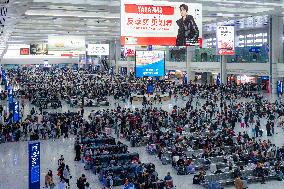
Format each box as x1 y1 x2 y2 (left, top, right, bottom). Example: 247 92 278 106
57 178 67 189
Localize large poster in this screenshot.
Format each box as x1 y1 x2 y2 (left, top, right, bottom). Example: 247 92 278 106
216 26 235 55
48 36 86 55
87 44 109 56
121 0 202 46
135 51 165 77
30 44 48 55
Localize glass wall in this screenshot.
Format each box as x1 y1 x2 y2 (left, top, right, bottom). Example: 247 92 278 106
169 47 186 62
193 46 268 63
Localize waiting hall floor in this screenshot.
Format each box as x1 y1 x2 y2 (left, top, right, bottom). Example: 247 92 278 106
1 96 284 189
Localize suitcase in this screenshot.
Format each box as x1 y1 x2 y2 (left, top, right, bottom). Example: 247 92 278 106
161 156 169 165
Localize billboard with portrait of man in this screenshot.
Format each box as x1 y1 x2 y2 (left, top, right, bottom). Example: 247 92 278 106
121 0 202 46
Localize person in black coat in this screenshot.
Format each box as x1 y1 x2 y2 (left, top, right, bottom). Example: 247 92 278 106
176 4 199 46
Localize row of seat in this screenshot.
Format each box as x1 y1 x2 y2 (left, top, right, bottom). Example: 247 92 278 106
84 152 139 170
80 137 116 145
202 168 278 187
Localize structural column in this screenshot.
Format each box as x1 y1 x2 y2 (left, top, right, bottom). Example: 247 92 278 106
269 14 283 94
165 46 170 61
206 72 212 84
110 39 121 73
220 55 227 85
186 46 196 81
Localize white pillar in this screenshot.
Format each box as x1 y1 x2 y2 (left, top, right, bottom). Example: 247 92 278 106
186 46 195 81
207 72 212 84
165 46 170 61
269 15 283 94
221 55 227 85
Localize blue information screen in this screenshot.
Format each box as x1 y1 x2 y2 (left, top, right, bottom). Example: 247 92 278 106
1 69 6 81
277 81 283 94
8 87 13 103
135 51 165 78
29 142 40 189
13 101 20 122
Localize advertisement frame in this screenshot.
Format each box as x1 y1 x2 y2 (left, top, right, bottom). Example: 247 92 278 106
121 0 202 46
48 35 86 55
135 50 165 78
87 44 110 56
216 25 235 55
30 44 48 55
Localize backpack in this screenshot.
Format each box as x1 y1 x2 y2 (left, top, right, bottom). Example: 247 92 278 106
76 179 83 188
193 175 200 184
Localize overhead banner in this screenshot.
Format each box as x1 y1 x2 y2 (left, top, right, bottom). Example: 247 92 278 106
48 36 86 55
135 51 165 77
30 44 48 55
87 44 109 56
216 26 235 55
121 0 202 46
29 142 40 189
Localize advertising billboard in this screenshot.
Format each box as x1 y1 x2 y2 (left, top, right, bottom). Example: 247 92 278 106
87 44 109 56
216 26 235 55
48 36 86 55
121 0 202 46
135 51 165 77
30 44 48 55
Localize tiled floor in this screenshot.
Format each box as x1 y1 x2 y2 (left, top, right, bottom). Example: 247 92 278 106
0 95 284 189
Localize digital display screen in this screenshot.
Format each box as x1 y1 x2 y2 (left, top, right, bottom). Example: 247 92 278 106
13 101 19 122
135 51 165 77
29 142 40 188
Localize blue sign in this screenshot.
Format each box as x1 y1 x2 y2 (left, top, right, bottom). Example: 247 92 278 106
216 74 221 86
249 47 261 53
261 76 269 80
1 68 6 82
147 45 153 51
13 101 20 122
183 74 188 85
8 87 13 109
277 81 283 95
29 142 40 189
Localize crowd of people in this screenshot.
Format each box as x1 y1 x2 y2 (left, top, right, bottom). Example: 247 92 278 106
1 67 284 189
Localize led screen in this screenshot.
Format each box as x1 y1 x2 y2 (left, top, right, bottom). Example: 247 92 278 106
135 51 165 77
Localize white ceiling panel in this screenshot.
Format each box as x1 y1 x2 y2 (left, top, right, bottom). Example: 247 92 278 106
0 0 282 48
